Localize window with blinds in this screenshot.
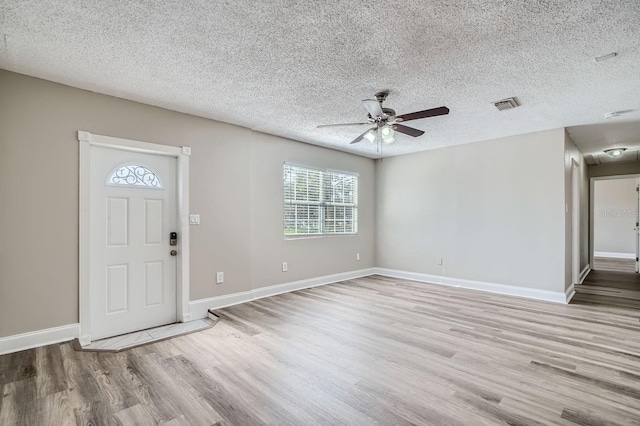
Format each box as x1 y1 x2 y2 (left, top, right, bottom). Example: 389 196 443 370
283 164 358 236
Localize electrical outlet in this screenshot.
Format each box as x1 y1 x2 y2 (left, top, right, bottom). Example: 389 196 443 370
436 257 443 265
216 272 224 284
356 253 360 261
189 214 200 225
282 262 288 272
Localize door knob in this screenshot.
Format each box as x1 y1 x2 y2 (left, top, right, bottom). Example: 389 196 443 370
170 250 177 256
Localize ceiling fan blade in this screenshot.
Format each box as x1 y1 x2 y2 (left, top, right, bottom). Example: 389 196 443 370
350 127 376 144
362 99 384 118
394 124 425 137
396 106 449 122
317 122 370 128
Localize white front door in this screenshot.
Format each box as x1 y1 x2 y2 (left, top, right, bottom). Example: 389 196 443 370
90 145 177 340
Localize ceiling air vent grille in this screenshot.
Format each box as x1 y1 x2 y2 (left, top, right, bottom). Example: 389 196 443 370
493 97 520 111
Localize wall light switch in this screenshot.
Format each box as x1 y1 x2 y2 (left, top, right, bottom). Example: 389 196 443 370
189 214 200 225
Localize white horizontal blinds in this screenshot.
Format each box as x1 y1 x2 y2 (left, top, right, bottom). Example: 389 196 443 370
323 171 357 234
284 164 358 235
284 165 323 235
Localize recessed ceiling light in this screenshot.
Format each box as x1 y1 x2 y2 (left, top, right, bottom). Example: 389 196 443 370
594 52 618 62
604 148 627 157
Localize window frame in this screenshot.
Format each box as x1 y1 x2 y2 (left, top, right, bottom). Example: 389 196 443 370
283 163 359 238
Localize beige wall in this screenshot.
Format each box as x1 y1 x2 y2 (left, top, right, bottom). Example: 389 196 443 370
564 131 589 290
0 70 375 337
375 129 567 292
589 162 640 178
593 178 637 255
0 67 593 341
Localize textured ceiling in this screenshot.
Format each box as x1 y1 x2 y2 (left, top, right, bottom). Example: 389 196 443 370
1 1 639 158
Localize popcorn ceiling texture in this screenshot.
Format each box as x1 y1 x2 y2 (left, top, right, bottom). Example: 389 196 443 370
1 0 639 158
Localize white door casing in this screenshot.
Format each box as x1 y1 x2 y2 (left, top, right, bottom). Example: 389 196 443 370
571 160 580 284
79 131 191 344
636 178 639 273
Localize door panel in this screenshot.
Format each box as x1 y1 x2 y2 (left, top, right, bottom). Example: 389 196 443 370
144 261 164 306
90 146 177 340
144 199 164 244
106 264 129 313
106 197 129 247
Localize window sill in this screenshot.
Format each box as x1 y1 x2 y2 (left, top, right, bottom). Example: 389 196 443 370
284 233 358 240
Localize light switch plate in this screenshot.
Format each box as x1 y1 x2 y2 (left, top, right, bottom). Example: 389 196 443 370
189 214 200 225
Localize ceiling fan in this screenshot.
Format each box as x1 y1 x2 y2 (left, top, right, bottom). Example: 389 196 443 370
318 91 449 145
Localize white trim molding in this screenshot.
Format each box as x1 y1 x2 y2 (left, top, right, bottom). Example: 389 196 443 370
565 284 576 304
78 131 191 344
190 268 376 319
593 251 635 259
578 264 591 284
373 268 570 304
0 324 79 356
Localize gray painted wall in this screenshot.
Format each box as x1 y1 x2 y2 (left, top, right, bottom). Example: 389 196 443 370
375 128 568 292
593 178 637 255
589 162 640 178
0 70 375 337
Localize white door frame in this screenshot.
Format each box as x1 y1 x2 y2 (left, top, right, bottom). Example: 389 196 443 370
589 173 640 271
571 159 580 284
78 131 191 345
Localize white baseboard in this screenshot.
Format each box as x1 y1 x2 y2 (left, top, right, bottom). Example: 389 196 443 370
565 284 576 303
578 264 590 284
373 268 569 304
189 268 376 319
0 323 79 356
0 265 580 355
594 251 635 259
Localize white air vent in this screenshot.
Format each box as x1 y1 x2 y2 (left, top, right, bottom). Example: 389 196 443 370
492 97 520 111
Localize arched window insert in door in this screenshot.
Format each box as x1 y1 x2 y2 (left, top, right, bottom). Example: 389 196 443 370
106 164 163 189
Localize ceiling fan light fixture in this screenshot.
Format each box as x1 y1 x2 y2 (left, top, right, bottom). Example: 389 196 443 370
363 129 377 144
381 125 395 144
604 148 626 157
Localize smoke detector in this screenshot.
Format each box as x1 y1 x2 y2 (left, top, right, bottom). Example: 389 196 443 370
492 97 520 111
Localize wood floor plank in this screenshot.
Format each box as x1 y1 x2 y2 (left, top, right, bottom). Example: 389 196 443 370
593 257 637 274
2 273 640 424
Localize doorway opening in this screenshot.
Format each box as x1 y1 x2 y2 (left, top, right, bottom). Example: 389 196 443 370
574 174 640 309
591 176 639 273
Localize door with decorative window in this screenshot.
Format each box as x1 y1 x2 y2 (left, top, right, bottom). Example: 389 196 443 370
90 145 177 340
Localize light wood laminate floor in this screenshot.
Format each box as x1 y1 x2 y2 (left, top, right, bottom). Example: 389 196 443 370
2 275 640 425
575 268 640 310
593 256 636 273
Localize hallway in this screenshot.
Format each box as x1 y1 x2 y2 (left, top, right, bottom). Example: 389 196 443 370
574 269 640 309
